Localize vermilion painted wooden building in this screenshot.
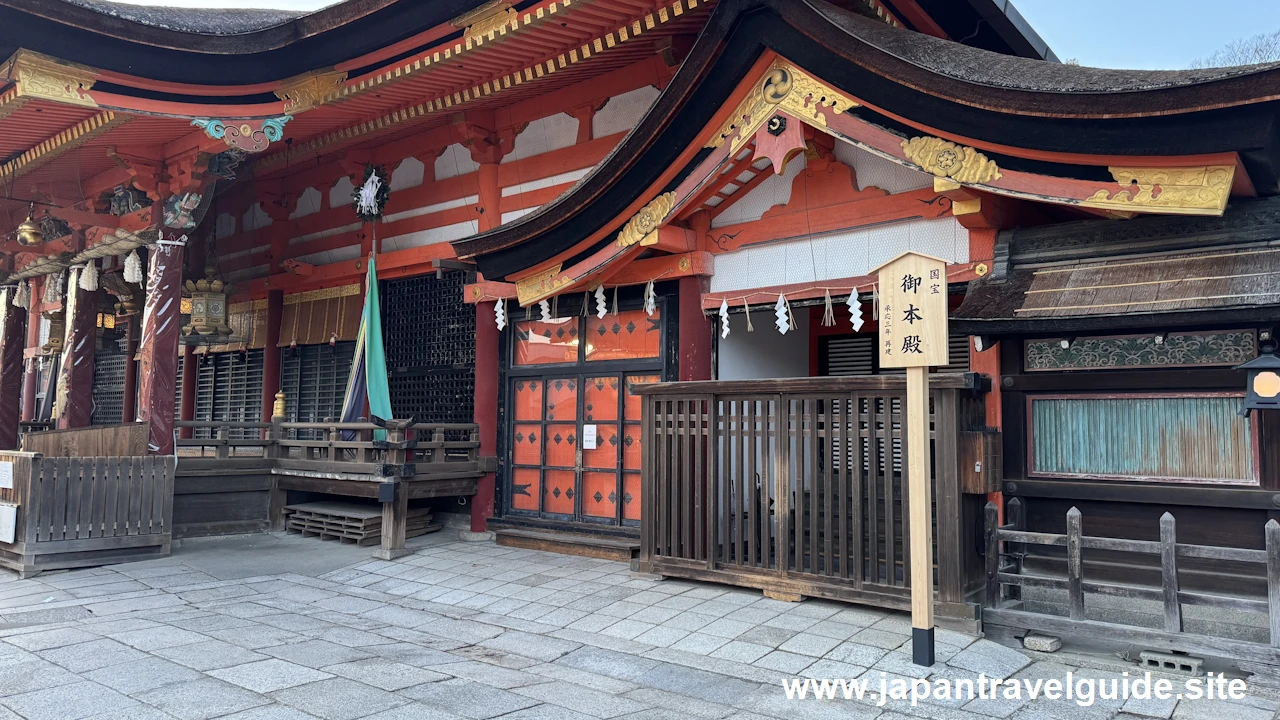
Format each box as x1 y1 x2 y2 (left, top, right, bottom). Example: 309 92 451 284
3 0 1280 665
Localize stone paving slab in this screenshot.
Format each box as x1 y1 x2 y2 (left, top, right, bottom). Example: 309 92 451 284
0 533 1277 720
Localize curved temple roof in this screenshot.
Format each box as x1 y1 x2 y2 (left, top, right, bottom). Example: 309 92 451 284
449 0 1280 280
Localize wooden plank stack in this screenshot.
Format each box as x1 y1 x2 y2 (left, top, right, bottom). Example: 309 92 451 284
284 501 438 546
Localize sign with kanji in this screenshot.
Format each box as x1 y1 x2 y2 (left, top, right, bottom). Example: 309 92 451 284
874 251 949 369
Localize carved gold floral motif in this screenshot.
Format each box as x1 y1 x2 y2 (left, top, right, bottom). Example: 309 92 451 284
275 69 349 114
516 263 572 305
454 1 517 40
707 61 857 153
1081 166 1234 215
6 50 97 107
900 136 1001 184
616 192 677 248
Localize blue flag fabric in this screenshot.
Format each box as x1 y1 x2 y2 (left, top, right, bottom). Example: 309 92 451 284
340 254 394 439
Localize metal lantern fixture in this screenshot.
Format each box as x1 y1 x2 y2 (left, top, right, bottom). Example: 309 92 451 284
1237 334 1280 416
16 205 43 247
181 268 234 344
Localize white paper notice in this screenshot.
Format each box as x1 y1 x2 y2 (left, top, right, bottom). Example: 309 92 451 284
582 424 597 450
0 504 15 544
0 462 12 490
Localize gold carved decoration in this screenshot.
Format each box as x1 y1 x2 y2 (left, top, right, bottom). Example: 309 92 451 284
616 192 677 248
454 1 517 40
516 263 572 305
1080 166 1234 216
901 136 1001 184
275 69 349 114
707 60 857 154
5 50 97 107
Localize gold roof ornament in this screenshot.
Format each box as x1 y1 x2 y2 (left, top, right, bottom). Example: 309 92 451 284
454 1 517 41
901 136 1002 184
1080 166 1234 216
615 192 677 248
708 60 858 154
275 68 349 114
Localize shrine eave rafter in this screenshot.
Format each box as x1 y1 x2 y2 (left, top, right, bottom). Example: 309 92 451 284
449 0 1280 282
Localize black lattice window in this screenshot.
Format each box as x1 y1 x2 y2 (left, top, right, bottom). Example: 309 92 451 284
381 271 476 425
91 353 126 425
190 350 263 438
281 342 355 440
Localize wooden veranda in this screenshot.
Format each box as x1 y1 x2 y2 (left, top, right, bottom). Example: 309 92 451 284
633 375 998 631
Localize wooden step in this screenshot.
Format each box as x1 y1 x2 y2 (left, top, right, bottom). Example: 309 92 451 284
494 528 639 562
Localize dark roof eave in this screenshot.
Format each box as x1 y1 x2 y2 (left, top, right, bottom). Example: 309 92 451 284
452 0 1280 280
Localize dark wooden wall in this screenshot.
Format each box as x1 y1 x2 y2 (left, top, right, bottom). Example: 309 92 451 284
173 458 272 538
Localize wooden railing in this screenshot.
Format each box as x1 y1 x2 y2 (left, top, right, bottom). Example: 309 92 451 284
984 501 1280 669
175 418 483 481
633 375 990 622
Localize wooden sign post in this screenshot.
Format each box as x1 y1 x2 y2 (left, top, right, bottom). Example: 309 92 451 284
874 250 949 667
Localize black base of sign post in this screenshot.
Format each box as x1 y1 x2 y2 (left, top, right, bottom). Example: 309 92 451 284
912 627 935 667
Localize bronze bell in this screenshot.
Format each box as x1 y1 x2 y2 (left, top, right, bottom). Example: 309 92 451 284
16 214 43 246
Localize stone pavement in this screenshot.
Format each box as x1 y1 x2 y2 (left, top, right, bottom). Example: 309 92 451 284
0 532 1275 720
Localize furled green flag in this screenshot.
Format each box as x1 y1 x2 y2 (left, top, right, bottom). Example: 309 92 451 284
340 253 394 438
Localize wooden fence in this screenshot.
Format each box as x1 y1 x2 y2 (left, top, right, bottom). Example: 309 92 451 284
0 451 175 577
984 501 1280 670
633 375 992 625
22 423 148 457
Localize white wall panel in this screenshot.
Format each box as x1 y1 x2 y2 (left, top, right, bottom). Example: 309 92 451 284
501 167 592 197
709 216 968 293
592 85 660 138
833 140 933 194
390 156 426 190
290 187 322 219
381 220 479 251
435 143 480 180
504 113 578 164
329 176 356 210
710 156 806 228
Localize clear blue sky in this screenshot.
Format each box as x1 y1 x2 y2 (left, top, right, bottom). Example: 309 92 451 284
1015 0 1280 69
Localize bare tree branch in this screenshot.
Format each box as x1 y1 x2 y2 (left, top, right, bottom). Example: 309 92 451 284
1190 29 1280 68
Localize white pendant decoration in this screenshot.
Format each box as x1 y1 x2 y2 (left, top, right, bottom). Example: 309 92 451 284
43 272 63 304
356 172 384 218
872 286 879 322
123 250 144 284
494 300 506 331
643 280 656 317
719 299 730 339
743 299 754 332
594 286 607 319
79 261 99 291
13 280 29 310
847 288 864 332
539 298 552 322
612 286 619 316
821 290 835 327
774 294 789 335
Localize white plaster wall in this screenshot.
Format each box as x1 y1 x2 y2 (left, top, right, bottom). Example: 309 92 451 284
290 187 322 219
329 176 356 210
833 140 933 194
504 113 578 164
592 85 661 138
390 156 426 190
716 309 811 380
435 143 480 181
710 155 806 228
241 203 272 233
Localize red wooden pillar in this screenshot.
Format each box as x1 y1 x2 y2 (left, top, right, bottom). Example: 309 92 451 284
57 272 96 429
476 164 501 232
20 289 39 422
471 300 499 532
137 242 185 454
678 276 712 381
261 290 284 424
0 302 27 448
970 337 1004 523
121 316 138 422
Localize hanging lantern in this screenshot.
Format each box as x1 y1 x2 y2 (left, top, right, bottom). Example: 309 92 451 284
181 268 233 344
15 206 43 247
41 310 65 354
1237 335 1280 416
